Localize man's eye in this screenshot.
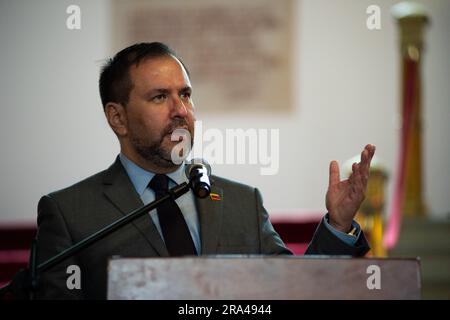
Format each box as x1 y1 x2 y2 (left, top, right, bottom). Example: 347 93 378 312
181 92 191 99
152 94 166 103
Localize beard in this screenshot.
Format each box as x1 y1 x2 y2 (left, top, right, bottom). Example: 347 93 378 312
129 117 194 169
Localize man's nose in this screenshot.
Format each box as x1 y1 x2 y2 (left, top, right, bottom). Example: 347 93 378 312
170 95 188 118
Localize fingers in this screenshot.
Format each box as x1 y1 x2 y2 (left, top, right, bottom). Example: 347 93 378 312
358 144 376 184
360 147 369 169
362 144 376 169
359 150 370 185
328 144 376 190
350 162 365 202
329 160 340 187
366 144 376 158
352 145 375 198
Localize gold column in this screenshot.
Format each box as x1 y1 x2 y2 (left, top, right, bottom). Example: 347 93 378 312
392 2 429 216
358 165 388 257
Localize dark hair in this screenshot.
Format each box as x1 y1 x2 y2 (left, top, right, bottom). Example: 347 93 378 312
99 42 189 109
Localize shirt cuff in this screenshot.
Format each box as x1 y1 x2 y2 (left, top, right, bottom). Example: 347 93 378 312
323 213 361 246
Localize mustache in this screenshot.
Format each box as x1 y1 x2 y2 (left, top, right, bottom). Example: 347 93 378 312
162 118 192 136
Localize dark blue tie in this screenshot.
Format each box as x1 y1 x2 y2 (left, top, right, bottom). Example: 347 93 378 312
149 174 197 256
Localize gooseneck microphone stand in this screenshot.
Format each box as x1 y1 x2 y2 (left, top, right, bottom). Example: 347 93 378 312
0 182 193 299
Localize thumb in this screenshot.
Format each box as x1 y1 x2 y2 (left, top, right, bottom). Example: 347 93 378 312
329 160 340 187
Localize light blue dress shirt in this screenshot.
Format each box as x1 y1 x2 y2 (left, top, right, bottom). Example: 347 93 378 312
119 153 202 254
119 153 361 253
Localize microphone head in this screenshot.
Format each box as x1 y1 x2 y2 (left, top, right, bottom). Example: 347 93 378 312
185 158 211 198
185 158 211 177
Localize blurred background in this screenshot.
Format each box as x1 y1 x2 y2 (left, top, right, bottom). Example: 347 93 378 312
0 0 448 299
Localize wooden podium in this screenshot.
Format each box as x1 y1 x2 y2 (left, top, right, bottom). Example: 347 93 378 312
107 256 421 300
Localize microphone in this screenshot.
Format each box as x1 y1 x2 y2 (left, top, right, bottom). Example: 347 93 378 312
185 159 211 198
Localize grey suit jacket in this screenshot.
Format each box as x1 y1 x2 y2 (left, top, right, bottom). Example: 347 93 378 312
34 157 369 299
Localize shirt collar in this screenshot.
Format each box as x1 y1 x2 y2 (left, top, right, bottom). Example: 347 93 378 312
119 153 187 196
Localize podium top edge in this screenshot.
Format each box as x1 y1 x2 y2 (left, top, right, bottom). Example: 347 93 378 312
108 255 421 262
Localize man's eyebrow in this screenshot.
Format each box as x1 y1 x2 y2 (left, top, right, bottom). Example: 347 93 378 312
146 87 191 94
145 88 170 97
148 88 170 94
179 86 192 92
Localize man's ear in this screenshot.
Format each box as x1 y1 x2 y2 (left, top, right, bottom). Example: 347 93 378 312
104 102 128 137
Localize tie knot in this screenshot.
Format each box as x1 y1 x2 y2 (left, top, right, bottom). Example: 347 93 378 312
149 174 169 196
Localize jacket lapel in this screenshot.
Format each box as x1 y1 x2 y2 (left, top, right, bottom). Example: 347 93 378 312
196 178 223 254
102 157 169 257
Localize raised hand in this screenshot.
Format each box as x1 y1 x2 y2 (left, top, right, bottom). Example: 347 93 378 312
326 144 376 233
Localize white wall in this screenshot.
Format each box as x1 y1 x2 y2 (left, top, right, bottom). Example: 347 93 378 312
0 0 449 223
0 0 114 224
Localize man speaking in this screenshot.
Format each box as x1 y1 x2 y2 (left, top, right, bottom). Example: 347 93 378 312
35 42 375 299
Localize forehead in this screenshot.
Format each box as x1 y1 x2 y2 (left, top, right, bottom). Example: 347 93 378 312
129 55 191 90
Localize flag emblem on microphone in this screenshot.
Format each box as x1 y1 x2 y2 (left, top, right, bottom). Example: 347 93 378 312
209 193 221 201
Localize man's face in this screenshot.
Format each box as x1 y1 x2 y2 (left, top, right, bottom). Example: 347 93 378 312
124 55 195 168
